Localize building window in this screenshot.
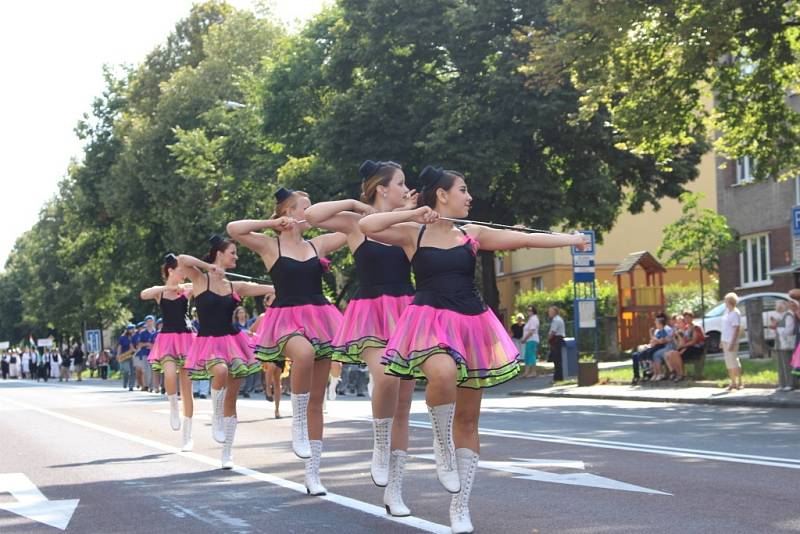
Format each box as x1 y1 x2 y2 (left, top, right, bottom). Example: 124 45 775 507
531 276 544 291
739 233 771 287
735 156 756 184
513 281 521 295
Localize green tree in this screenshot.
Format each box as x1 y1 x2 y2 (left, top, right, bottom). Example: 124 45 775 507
258 0 707 311
658 192 736 325
523 0 800 181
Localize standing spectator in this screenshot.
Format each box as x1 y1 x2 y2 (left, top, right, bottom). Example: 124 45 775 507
720 293 743 391
60 349 71 382
521 306 540 378
20 349 30 379
50 349 60 379
117 324 136 391
135 316 158 392
9 350 19 378
71 343 85 381
28 349 38 380
548 306 566 382
1 352 8 379
37 350 49 382
510 313 525 358
98 350 110 380
88 352 98 378
770 300 796 392
233 306 256 398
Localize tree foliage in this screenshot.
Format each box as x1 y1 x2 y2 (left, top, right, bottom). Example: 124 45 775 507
0 0 710 343
524 0 800 181
658 192 736 275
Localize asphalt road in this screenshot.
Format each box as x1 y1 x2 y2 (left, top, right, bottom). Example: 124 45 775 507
1 377 798 533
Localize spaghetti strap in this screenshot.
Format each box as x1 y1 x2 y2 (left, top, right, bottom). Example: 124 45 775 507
276 235 282 257
456 226 468 236
307 240 319 257
204 271 210 292
416 225 427 248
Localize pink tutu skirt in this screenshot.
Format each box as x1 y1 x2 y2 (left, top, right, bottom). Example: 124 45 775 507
148 332 195 371
333 294 414 364
185 330 261 380
384 304 520 389
255 304 343 363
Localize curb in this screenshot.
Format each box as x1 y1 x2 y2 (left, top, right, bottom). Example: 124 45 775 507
507 390 800 409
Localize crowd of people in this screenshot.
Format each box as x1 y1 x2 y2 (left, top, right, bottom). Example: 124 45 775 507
0 343 112 382
629 291 800 391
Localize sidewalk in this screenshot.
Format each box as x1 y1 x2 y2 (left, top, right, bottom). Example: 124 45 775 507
508 377 800 408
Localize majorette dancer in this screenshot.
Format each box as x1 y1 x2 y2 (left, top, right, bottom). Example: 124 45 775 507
360 166 588 533
304 160 417 515
140 253 196 450
227 187 347 496
178 236 275 469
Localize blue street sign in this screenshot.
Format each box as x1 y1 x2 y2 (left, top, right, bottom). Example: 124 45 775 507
571 230 596 255
793 206 800 236
85 329 102 354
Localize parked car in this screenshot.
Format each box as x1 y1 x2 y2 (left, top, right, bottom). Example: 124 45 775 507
694 292 790 353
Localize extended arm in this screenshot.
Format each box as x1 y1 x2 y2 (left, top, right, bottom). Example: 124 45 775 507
232 281 275 298
466 225 588 252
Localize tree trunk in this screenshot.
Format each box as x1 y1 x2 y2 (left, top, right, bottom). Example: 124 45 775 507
479 250 500 316
745 298 766 359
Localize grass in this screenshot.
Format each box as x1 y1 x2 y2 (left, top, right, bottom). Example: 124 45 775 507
599 358 779 387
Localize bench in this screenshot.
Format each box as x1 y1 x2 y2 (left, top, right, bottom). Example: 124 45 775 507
684 343 708 380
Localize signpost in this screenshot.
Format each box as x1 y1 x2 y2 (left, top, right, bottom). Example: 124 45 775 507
572 230 598 358
792 206 800 264
37 338 53 348
85 329 102 354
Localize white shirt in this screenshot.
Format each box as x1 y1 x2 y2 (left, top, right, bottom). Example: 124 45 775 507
776 311 797 350
720 308 741 344
549 315 566 337
523 315 540 343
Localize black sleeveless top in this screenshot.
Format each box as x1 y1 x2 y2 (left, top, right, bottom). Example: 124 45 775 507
412 225 486 316
195 274 239 337
269 237 329 308
353 237 414 299
159 292 191 334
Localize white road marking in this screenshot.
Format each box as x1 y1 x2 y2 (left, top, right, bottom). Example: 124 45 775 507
0 473 79 530
413 455 671 495
1 396 449 534
556 410 655 419
401 420 800 470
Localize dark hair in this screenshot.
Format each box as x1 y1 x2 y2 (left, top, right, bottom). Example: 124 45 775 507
203 234 234 263
162 253 178 280
417 165 465 208
528 305 537 315
359 160 402 205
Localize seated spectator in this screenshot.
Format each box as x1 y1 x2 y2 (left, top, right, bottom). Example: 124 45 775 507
630 313 672 384
665 310 705 382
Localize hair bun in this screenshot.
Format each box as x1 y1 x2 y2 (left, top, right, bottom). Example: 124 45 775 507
209 234 224 248
163 253 178 268
419 165 444 188
274 187 294 204
359 160 380 181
